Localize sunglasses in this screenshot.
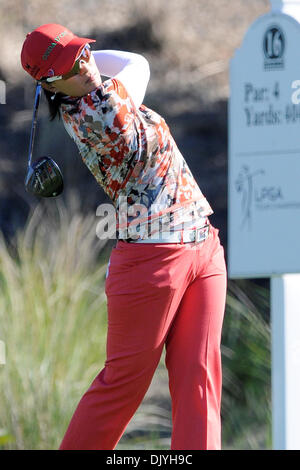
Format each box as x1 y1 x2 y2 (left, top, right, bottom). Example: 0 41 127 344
40 44 91 83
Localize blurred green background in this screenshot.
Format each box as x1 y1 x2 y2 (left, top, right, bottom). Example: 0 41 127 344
0 0 272 449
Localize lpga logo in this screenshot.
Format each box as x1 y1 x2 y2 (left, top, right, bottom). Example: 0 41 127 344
235 165 265 229
0 79 5 104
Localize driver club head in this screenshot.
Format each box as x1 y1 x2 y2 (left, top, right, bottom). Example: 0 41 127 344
25 156 64 197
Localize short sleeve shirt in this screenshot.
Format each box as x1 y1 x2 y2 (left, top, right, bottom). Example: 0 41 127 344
60 78 213 239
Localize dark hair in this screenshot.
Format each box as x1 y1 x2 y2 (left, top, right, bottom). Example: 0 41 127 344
42 88 80 120
43 88 63 121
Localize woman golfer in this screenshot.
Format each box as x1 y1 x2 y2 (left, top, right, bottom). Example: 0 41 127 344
21 23 227 450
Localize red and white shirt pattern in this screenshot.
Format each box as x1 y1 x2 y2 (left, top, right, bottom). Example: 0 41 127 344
60 78 213 239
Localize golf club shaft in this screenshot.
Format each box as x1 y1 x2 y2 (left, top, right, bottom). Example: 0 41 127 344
27 82 42 168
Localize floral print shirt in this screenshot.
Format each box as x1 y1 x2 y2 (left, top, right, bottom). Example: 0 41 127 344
60 78 213 239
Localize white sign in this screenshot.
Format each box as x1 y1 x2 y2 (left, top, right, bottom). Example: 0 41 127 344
229 9 300 278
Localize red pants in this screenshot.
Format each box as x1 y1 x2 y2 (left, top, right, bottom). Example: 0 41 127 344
59 224 227 450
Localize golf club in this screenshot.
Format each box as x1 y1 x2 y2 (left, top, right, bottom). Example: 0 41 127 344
25 82 64 197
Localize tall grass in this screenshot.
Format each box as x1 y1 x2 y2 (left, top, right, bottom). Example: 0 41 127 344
0 199 271 449
222 280 271 449
0 199 108 449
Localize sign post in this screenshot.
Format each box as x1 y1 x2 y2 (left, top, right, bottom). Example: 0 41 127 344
228 0 300 449
271 275 300 449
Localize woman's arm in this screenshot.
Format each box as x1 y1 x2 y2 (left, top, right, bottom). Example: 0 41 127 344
92 50 150 108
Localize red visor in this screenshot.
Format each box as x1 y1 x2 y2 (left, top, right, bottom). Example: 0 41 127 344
21 23 96 80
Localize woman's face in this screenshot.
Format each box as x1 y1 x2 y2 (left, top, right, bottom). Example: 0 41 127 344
41 47 102 97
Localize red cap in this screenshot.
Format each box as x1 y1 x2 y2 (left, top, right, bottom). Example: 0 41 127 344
21 23 96 80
